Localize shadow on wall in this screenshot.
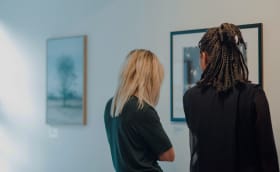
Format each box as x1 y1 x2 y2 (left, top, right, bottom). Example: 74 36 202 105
0 102 6 124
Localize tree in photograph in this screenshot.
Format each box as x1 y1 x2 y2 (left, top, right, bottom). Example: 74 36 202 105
57 56 77 107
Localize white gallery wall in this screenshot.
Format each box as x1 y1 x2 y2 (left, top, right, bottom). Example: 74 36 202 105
0 0 279 171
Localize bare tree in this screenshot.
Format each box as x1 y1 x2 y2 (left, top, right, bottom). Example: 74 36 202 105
57 56 76 107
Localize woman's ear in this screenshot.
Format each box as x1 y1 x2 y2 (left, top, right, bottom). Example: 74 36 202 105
200 52 208 71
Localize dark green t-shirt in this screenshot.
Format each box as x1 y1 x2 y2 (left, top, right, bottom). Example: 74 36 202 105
104 96 172 172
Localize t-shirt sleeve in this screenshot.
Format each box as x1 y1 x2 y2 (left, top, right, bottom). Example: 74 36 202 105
254 88 280 172
134 107 172 157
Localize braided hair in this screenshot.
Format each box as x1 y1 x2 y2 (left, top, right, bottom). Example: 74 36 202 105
197 23 249 92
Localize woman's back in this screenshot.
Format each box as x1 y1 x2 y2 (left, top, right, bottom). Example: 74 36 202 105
183 83 279 172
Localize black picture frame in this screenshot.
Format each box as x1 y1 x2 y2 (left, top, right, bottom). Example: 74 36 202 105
170 23 263 122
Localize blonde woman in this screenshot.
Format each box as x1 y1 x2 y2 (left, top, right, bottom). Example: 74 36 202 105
104 49 175 172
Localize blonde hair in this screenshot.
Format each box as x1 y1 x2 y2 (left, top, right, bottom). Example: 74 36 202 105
111 49 164 117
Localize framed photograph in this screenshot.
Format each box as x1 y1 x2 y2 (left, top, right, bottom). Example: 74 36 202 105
46 35 87 125
170 23 263 121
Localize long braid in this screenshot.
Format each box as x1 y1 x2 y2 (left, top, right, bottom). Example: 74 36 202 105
197 23 249 93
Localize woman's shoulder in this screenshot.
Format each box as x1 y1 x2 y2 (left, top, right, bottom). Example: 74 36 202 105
122 97 160 123
183 85 208 100
239 83 263 94
241 82 261 89
184 85 201 95
104 97 114 125
123 96 157 115
236 83 266 103
136 99 158 118
104 97 113 116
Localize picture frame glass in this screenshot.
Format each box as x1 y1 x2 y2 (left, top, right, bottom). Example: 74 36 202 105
46 36 87 125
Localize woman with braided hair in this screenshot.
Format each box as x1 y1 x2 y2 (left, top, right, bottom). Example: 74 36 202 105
183 23 279 172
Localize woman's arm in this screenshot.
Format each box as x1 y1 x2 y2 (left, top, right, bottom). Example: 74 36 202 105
159 147 175 162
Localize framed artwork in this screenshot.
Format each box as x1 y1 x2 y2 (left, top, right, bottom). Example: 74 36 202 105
46 35 87 125
170 23 263 121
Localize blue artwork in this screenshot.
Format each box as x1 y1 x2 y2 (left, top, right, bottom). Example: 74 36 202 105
183 46 202 93
47 36 87 125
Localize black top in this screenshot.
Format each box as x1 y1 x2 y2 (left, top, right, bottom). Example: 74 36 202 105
104 96 172 172
183 83 279 172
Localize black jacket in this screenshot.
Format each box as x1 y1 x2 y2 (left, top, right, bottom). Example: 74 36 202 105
183 84 279 172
